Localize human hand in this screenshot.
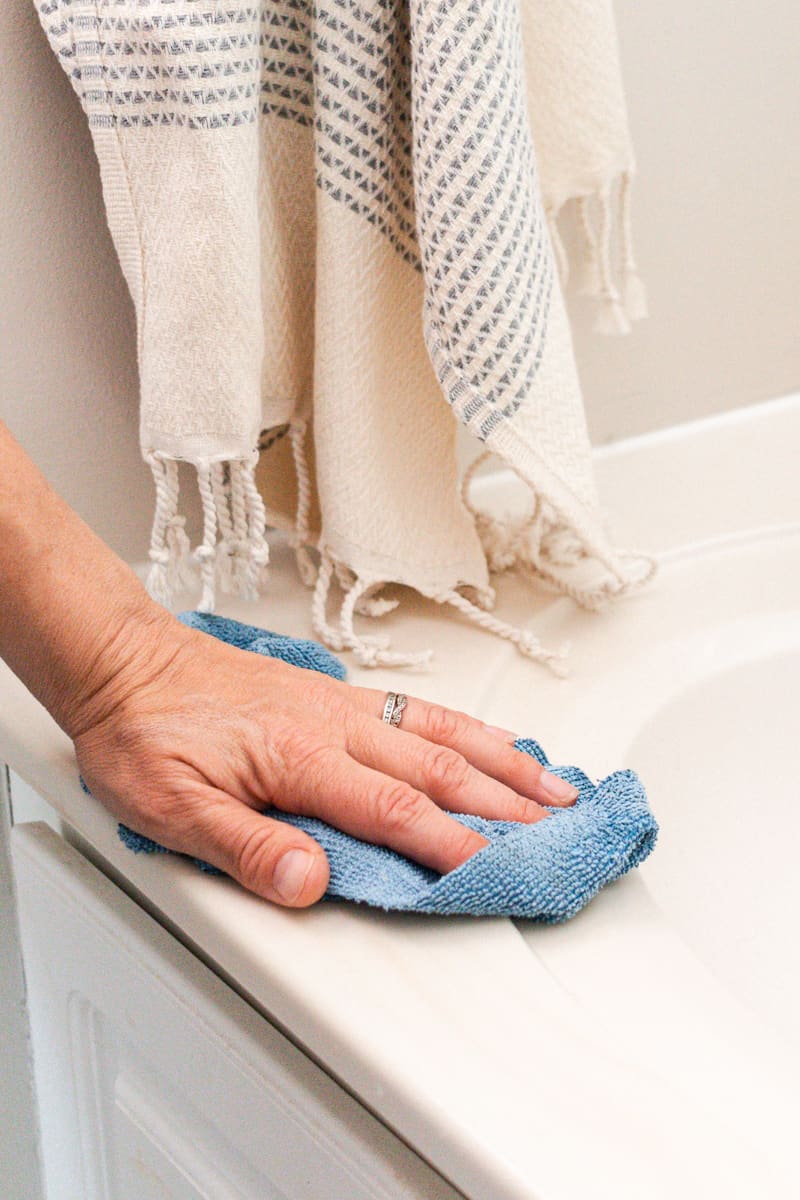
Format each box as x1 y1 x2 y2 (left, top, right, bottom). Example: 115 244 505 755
71 614 578 907
0 421 575 907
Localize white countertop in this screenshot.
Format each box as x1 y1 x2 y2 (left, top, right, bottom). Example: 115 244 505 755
3 395 799 1200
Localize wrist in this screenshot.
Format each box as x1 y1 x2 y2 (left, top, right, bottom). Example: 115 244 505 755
0 420 196 742
59 593 191 741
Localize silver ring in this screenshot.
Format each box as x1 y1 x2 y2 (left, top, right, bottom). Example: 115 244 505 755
381 691 408 728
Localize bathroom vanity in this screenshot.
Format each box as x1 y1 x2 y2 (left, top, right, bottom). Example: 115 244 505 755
3 397 799 1200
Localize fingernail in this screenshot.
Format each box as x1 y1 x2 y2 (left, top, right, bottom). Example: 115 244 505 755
482 723 518 743
274 849 314 902
540 770 579 804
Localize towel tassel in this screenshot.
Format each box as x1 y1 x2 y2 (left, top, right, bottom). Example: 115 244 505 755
210 461 235 594
194 460 219 612
341 575 433 669
144 451 269 613
238 453 271 598
568 175 646 332
309 536 570 676
432 587 570 677
310 550 346 650
592 189 631 335
288 418 319 587
574 194 603 298
194 462 217 612
460 453 657 612
300 447 656 676
210 460 259 595
145 452 194 606
619 172 648 321
311 549 432 669
333 561 400 618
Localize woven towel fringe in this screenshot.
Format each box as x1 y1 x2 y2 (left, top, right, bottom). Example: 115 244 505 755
461 451 657 612
547 171 647 333
299 445 654 676
146 435 653 672
619 171 648 321
310 550 433 669
284 420 400 622
307 541 571 676
434 587 570 676
144 453 195 606
144 451 269 613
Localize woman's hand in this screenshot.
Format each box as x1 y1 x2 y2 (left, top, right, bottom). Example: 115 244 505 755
71 615 578 907
0 421 577 909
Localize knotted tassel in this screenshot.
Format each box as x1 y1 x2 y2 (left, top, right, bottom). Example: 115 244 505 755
574 195 603 297
592 188 631 335
620 172 649 321
145 453 195 607
195 460 219 613
339 573 433 670
434 588 570 678
288 419 318 587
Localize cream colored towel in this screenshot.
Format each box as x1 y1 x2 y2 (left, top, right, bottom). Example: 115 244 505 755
37 0 652 671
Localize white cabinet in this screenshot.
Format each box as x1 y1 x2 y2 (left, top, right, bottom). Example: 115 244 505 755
12 823 462 1200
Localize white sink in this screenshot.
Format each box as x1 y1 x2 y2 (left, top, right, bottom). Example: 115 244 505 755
630 628 800 1047
462 427 800 1197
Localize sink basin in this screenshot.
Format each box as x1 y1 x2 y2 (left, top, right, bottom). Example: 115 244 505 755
631 639 800 1047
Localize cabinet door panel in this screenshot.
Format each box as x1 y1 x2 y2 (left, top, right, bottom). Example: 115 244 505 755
12 823 462 1200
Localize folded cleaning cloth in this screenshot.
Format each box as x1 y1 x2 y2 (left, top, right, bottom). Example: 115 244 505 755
113 613 657 921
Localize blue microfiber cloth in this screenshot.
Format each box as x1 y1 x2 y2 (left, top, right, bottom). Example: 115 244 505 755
113 612 657 922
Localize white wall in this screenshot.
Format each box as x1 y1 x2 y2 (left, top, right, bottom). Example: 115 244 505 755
1 0 798 559
567 3 800 443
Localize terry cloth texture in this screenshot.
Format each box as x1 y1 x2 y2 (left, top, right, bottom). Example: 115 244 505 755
179 609 348 677
37 0 654 671
115 612 658 920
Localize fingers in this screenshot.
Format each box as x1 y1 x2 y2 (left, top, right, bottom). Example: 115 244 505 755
166 784 331 908
271 741 488 874
344 712 549 824
348 688 578 807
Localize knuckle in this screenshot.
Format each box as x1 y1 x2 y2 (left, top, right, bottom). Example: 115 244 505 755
423 704 462 744
116 776 200 844
234 822 280 885
451 823 482 863
146 789 192 839
302 673 339 710
523 799 547 823
377 781 424 833
127 797 170 842
425 745 471 795
323 693 353 730
502 745 540 786
505 794 537 823
277 725 330 784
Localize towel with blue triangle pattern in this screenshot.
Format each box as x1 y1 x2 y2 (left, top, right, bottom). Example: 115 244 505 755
114 612 658 922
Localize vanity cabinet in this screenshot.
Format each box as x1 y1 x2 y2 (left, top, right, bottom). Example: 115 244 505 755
10 821 462 1200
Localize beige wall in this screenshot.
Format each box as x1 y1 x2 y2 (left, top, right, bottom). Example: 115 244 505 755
1 0 148 560
1 0 798 559
570 2 800 444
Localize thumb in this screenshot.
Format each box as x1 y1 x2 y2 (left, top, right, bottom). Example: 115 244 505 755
187 787 330 907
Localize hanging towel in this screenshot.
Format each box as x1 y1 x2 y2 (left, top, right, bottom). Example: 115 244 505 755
112 612 658 920
36 0 653 670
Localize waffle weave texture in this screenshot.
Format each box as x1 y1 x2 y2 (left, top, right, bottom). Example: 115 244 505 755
36 0 648 637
